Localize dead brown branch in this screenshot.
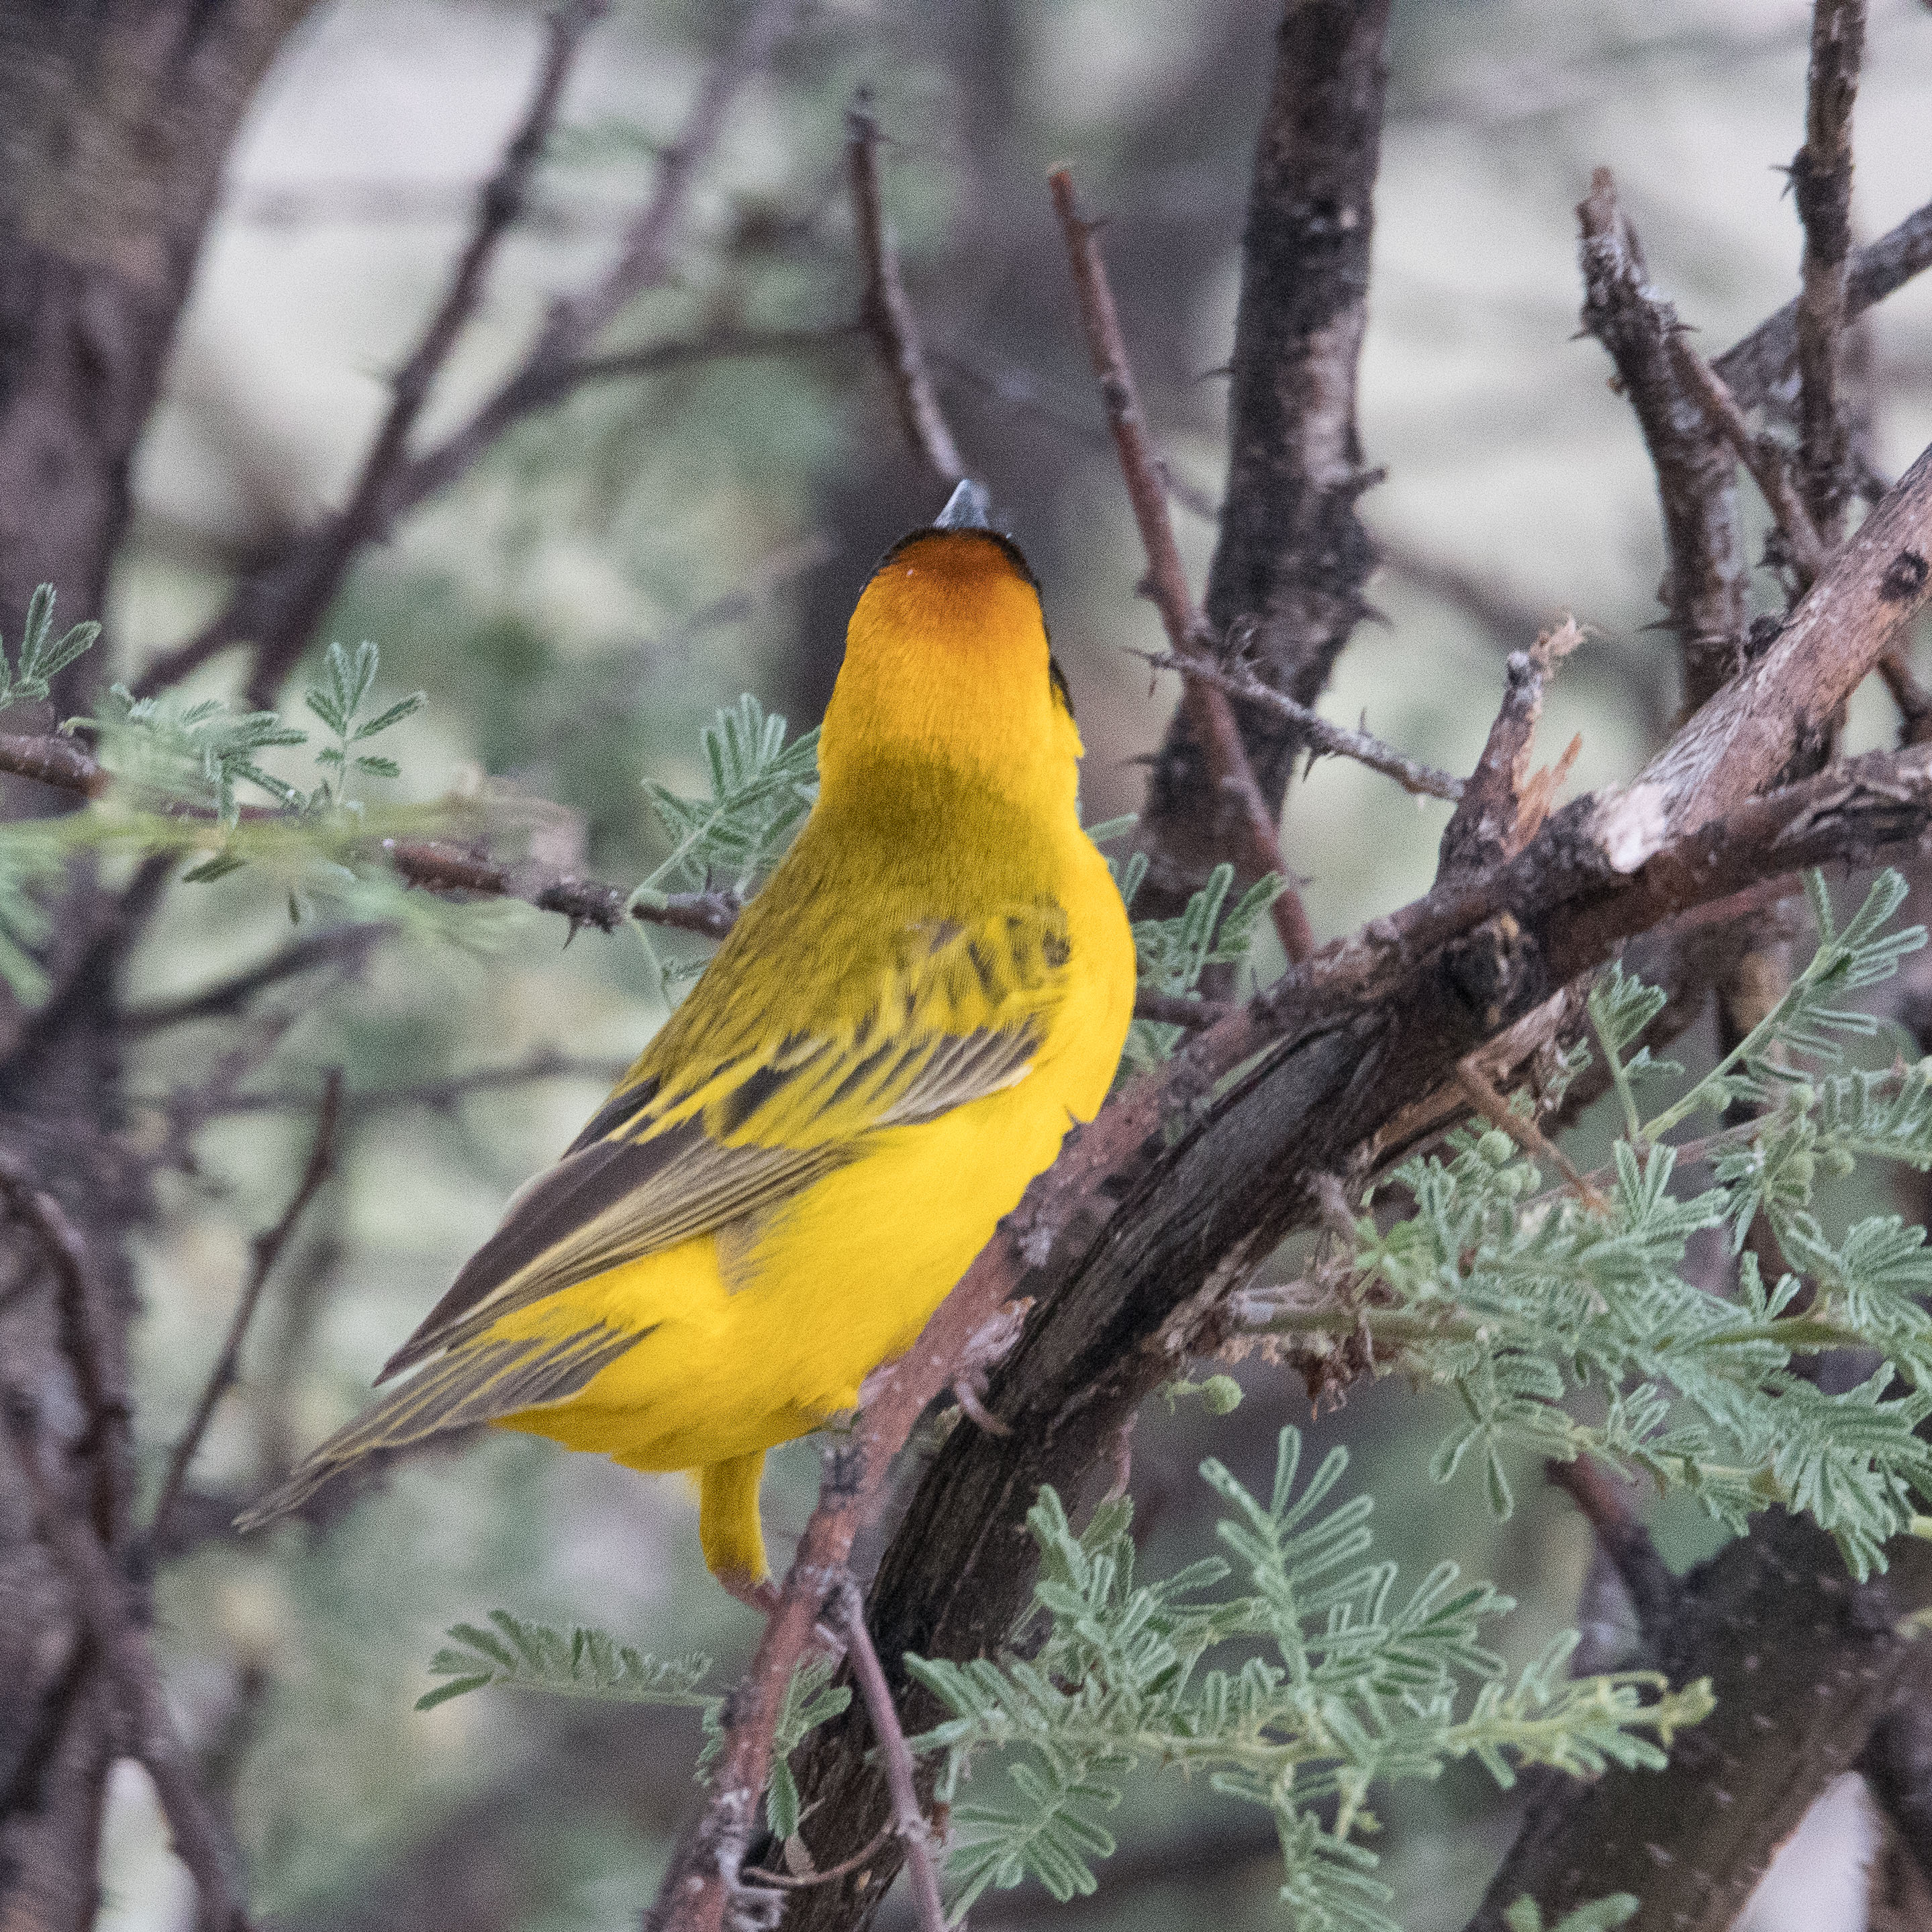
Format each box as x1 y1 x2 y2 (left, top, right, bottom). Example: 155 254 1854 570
1790 0 1867 538
847 97 965 485
832 1579 947 1932
148 1072 342 1550
1144 651 1463 802
1049 168 1313 963
1669 336 1829 584
1437 618 1582 879
1714 195 1932 411
1577 167 1747 706
1591 434 1932 865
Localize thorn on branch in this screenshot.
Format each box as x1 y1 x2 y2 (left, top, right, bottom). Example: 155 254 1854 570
1144 649 1463 803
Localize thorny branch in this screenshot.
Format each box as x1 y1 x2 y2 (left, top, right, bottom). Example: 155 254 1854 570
1790 0 1867 538
133 0 803 706
148 1071 343 1550
1142 651 1463 803
1669 334 1829 586
0 734 1231 1036
847 97 965 487
1136 0 1391 920
1049 168 1314 963
1577 167 1747 707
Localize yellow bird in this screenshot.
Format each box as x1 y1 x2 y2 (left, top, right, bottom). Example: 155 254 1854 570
240 483 1137 1598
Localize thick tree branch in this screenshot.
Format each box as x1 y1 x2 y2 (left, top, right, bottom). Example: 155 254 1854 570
1049 169 1313 962
1465 1519 1930 1932
1790 0 1867 538
1592 435 1932 868
1134 0 1392 920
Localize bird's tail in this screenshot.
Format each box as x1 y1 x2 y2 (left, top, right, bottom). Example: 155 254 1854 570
234 1323 642 1530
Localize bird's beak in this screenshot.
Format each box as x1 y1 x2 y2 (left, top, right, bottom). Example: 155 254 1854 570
935 479 993 529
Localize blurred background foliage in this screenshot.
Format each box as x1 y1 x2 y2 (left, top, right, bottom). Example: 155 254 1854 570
100 0 1932 1926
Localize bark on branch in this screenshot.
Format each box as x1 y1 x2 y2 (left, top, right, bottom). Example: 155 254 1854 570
1134 0 1392 922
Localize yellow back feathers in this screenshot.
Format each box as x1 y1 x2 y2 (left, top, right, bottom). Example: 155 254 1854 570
238 502 1137 1598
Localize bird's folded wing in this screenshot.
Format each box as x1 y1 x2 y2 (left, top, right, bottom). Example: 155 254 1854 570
377 901 1072 1380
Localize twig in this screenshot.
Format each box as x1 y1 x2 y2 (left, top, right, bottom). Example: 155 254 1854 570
1714 195 1932 412
148 1072 343 1549
0 1150 132 1547
1048 168 1312 963
1437 619 1582 880
559 323 863 393
1790 0 1867 538
741 1824 895 1890
1451 1061 1605 1212
135 0 801 706
122 926 391 1034
383 836 740 939
1132 987 1231 1030
2 1410 254 1932
1669 336 1829 583
1143 652 1462 802
847 95 965 485
0 730 108 795
832 1578 948 1932
0 728 747 945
